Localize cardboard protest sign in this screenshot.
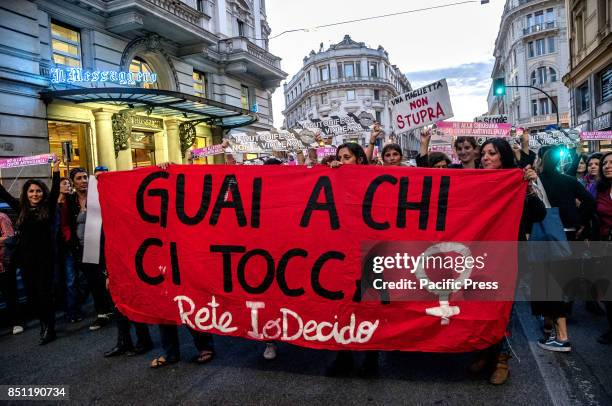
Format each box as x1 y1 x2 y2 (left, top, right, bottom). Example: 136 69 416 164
191 144 226 158
299 112 373 137
390 79 453 133
0 153 56 169
227 130 318 153
580 131 612 140
435 122 512 138
529 130 580 149
99 166 525 352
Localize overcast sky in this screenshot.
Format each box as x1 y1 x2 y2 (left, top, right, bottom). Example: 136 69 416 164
266 0 506 127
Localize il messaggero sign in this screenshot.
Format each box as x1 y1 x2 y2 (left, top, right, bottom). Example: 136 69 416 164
50 67 157 85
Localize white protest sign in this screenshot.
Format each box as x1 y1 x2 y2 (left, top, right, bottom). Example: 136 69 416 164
529 130 580 149
227 130 319 153
389 79 454 133
474 114 508 124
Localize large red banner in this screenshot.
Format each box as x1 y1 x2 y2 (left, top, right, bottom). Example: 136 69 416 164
98 165 526 352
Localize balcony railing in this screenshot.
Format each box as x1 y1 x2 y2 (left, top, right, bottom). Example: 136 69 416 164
285 76 393 110
518 112 569 125
523 21 557 36
145 0 203 26
218 37 281 70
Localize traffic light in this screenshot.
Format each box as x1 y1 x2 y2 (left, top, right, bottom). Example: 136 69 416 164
493 78 506 96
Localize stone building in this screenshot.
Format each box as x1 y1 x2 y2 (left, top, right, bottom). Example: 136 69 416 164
488 0 571 131
562 0 611 151
282 35 419 156
0 0 286 190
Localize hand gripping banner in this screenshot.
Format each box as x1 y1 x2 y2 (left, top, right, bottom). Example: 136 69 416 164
98 165 526 352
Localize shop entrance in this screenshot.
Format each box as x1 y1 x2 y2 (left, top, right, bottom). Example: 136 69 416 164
47 121 89 177
131 131 155 168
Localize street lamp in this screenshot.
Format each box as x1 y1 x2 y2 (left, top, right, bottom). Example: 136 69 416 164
500 82 560 129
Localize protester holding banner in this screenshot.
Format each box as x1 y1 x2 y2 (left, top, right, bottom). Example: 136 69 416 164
325 142 379 376
595 152 612 345
329 142 369 167
531 146 596 353
0 160 61 344
473 138 545 385
55 176 84 323
66 168 114 331
416 128 451 168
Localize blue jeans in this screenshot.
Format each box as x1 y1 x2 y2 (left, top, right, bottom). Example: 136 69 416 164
63 251 81 319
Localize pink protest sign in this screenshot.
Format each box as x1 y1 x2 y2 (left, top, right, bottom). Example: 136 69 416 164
430 145 460 164
191 144 225 158
580 131 612 140
0 153 56 169
436 121 513 138
316 146 337 158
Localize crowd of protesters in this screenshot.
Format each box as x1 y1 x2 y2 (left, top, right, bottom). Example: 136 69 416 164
0 122 611 386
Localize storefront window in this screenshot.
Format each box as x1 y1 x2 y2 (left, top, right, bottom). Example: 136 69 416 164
130 57 158 89
51 22 81 67
47 121 89 177
131 132 155 168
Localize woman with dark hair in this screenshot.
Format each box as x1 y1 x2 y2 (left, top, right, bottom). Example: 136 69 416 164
568 153 589 185
471 138 545 385
531 146 595 354
428 152 451 168
583 153 603 197
380 143 403 166
327 142 378 376
0 160 60 344
330 142 369 166
595 152 612 344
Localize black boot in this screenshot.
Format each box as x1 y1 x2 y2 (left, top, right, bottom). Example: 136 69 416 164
130 323 153 356
104 332 134 357
358 351 379 378
325 351 354 377
39 323 56 345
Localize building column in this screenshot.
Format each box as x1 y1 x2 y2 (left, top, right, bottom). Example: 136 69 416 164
216 0 229 37
92 109 117 171
195 124 213 164
116 138 133 170
253 0 262 47
154 130 168 164
165 119 182 164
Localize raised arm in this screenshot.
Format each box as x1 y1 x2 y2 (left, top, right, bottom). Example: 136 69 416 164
365 122 383 162
47 160 61 212
0 178 20 211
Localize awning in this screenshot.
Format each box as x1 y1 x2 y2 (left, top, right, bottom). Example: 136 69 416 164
40 87 258 129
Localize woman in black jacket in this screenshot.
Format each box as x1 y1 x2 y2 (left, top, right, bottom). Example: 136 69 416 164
0 160 60 344
470 138 546 385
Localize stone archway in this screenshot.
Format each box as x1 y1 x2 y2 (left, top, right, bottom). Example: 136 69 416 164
120 34 180 91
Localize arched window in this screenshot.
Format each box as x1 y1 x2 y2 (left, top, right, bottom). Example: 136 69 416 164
531 66 557 85
130 57 158 89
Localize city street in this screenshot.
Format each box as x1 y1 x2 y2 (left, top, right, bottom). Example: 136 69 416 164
1 302 611 405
